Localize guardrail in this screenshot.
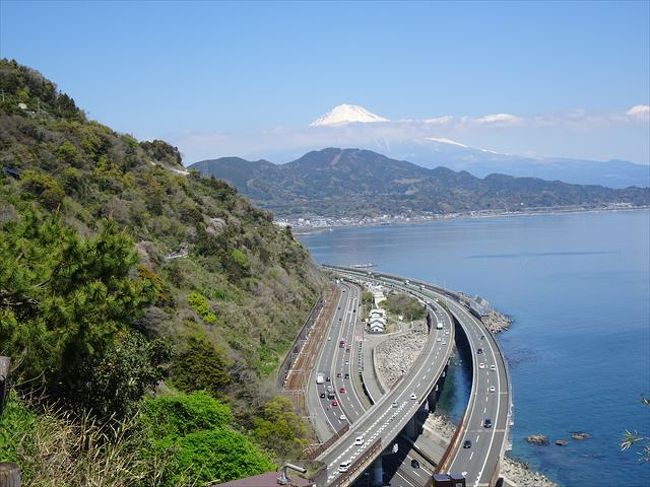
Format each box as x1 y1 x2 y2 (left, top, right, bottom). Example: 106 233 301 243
304 424 350 460
330 438 382 487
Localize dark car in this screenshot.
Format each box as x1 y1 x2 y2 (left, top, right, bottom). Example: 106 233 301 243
477 348 483 354
344 373 350 379
463 440 472 449
339 387 346 393
336 372 342 378
483 418 492 428
326 376 331 382
410 459 419 469
320 392 326 398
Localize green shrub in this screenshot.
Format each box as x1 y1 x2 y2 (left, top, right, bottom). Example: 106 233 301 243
171 336 231 395
171 428 275 484
141 390 232 438
187 291 217 324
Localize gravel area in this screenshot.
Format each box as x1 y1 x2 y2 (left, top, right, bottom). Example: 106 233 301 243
375 322 427 388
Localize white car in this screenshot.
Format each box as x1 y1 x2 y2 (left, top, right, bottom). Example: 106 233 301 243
442 340 446 345
392 400 399 408
354 436 365 446
479 363 485 369
410 393 417 400
488 386 496 393
436 337 441 342
328 336 332 341
490 364 496 370
338 460 351 472
339 414 347 421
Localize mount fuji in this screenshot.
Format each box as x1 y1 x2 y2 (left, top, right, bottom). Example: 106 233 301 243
302 105 650 188
310 104 389 126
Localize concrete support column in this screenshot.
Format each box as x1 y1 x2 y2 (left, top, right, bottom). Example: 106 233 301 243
371 457 383 487
405 415 418 439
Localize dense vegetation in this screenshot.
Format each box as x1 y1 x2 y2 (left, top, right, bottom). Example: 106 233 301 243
382 293 426 321
191 148 650 218
0 59 323 483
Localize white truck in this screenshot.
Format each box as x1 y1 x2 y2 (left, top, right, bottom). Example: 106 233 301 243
436 321 444 330
316 372 325 384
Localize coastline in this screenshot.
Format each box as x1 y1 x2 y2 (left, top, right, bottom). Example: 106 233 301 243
286 204 649 235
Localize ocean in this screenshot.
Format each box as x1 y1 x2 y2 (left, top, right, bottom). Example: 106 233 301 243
298 210 650 487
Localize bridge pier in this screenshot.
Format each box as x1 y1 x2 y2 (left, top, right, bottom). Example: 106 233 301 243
404 415 419 440
371 457 383 487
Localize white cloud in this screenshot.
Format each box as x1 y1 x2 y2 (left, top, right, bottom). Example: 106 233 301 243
626 104 650 120
468 113 523 126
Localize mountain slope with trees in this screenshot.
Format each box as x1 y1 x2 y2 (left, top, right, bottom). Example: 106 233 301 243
0 59 323 485
191 148 649 218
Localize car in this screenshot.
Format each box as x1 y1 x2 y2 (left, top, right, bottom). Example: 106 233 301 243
331 400 338 407
353 309 356 313
338 317 342 321
480 335 485 340
410 393 417 400
479 363 485 369
490 364 496 370
339 387 346 393
483 418 492 428
339 414 347 421
326 376 331 382
442 340 446 345
336 372 342 378
346 347 351 352
338 460 351 472
410 459 420 469
320 392 326 398
463 440 472 449
392 400 399 408
477 348 483 354
354 436 365 446
328 336 332 341
445 330 449 335
344 373 350 379
436 337 441 342
488 385 496 392
345 360 349 365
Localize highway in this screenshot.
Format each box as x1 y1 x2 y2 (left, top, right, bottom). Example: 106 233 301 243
326 267 512 487
308 280 373 439
313 277 455 485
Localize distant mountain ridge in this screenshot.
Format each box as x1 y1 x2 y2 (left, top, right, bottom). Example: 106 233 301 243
190 148 649 218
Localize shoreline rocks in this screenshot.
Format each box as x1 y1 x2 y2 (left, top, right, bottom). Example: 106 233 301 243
526 434 549 446
555 439 568 446
482 309 513 333
571 431 591 441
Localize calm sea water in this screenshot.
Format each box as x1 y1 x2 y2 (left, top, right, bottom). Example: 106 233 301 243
298 210 650 487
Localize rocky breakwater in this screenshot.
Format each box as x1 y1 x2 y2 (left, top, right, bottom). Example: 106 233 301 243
482 309 513 333
375 323 427 388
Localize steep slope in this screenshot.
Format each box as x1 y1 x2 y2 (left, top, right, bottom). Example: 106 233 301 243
0 59 323 412
190 148 649 218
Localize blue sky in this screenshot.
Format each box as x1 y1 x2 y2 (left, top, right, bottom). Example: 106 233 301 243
1 0 649 164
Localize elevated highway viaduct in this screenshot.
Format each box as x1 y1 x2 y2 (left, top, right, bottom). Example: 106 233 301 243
308 274 454 486
325 267 513 487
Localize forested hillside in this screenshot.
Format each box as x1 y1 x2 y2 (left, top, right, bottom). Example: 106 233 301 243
0 59 324 485
191 148 649 218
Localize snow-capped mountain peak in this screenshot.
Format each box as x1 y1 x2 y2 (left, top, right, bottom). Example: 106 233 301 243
310 104 389 127
424 136 468 148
